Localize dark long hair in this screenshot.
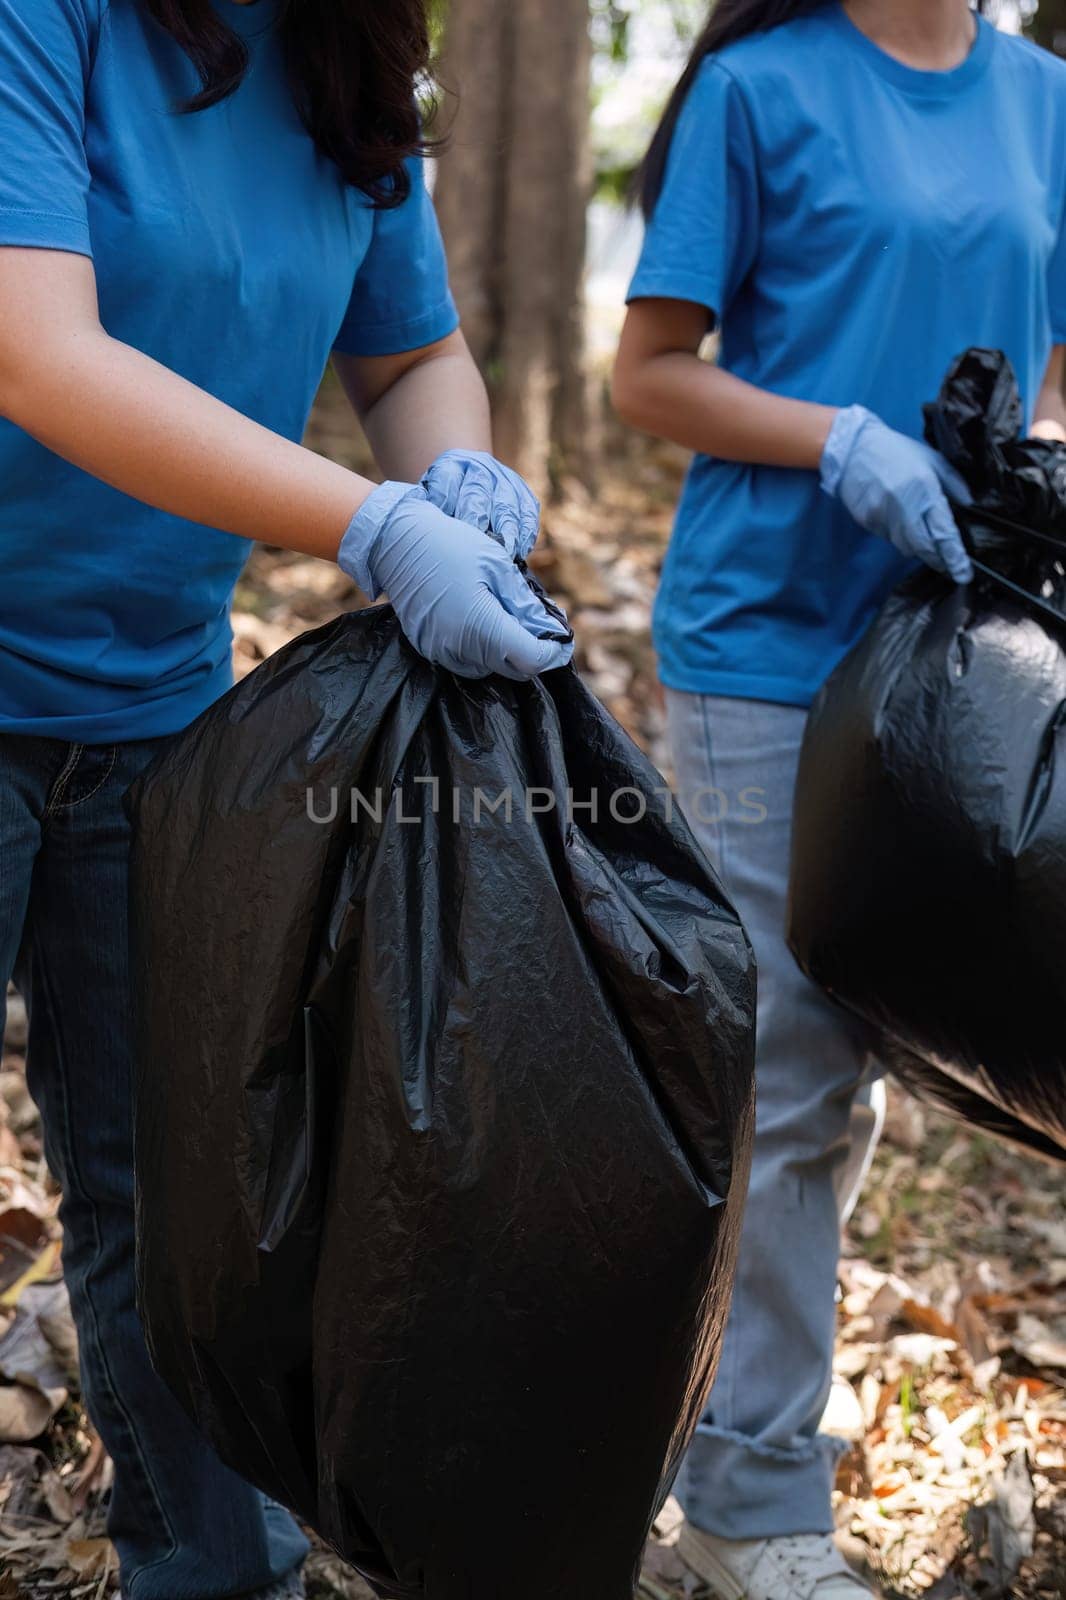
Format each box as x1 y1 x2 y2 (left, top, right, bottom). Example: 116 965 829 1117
638 0 985 217
140 0 437 207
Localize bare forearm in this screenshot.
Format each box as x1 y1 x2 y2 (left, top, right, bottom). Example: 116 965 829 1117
613 301 836 470
1030 346 1066 442
1032 389 1066 442
0 326 373 562
615 351 836 469
343 342 492 482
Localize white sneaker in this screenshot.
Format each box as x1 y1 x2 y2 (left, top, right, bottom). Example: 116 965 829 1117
677 1525 876 1600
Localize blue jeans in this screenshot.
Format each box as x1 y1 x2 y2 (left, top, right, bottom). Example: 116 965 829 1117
664 692 881 1541
0 735 309 1599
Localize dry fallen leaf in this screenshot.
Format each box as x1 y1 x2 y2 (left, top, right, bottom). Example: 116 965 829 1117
0 1238 62 1311
901 1298 960 1342
0 1207 47 1254
1011 1314 1066 1373
0 1123 21 1170
982 1448 1036 1581
0 1377 66 1443
64 1535 116 1577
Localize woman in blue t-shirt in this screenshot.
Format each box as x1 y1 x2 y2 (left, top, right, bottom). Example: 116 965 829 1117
0 2 569 1596
613 2 1066 1596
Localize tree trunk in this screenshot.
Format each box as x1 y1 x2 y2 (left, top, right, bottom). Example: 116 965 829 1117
435 0 593 497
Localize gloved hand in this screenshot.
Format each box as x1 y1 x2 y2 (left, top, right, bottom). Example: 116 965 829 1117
820 406 974 583
339 481 573 681
422 449 540 560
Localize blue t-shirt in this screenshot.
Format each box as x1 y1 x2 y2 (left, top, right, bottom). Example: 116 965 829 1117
0 0 458 740
628 5 1066 707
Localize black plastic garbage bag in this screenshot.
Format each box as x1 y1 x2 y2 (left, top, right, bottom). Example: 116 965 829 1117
788 348 1066 1162
130 602 756 1599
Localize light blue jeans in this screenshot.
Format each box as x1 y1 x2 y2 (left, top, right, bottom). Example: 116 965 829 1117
665 690 882 1541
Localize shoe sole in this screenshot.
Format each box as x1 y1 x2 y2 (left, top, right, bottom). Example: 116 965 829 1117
676 1524 750 1600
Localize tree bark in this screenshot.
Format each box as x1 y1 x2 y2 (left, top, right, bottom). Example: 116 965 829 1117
435 0 593 496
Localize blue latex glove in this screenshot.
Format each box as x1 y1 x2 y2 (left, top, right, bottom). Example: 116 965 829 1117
820 405 974 584
339 481 573 680
421 449 540 560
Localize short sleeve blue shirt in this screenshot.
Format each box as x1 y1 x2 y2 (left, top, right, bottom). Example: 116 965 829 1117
0 0 458 740
629 6 1066 707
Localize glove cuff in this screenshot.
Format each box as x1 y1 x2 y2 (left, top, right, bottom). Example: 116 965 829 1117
338 481 416 597
820 405 875 497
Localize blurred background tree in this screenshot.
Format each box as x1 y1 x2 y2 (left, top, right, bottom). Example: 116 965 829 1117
434 0 594 495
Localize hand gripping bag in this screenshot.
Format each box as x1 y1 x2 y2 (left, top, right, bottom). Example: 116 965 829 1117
129 600 756 1599
788 349 1066 1161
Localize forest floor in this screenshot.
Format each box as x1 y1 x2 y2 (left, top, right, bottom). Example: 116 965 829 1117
0 386 1063 1600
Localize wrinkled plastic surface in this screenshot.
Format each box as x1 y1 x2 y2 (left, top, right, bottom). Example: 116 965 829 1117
788 349 1066 1162
130 604 756 1598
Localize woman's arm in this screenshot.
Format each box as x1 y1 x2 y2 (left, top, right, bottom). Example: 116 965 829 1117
0 248 486 565
612 298 837 469
1032 346 1066 442
333 331 491 482
613 294 973 583
616 305 1066 459
336 336 547 561
0 245 570 681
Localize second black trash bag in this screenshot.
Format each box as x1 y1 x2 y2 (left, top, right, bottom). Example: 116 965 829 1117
130 603 756 1600
788 349 1066 1162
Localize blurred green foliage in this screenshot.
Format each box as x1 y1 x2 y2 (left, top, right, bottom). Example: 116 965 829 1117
591 0 633 61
